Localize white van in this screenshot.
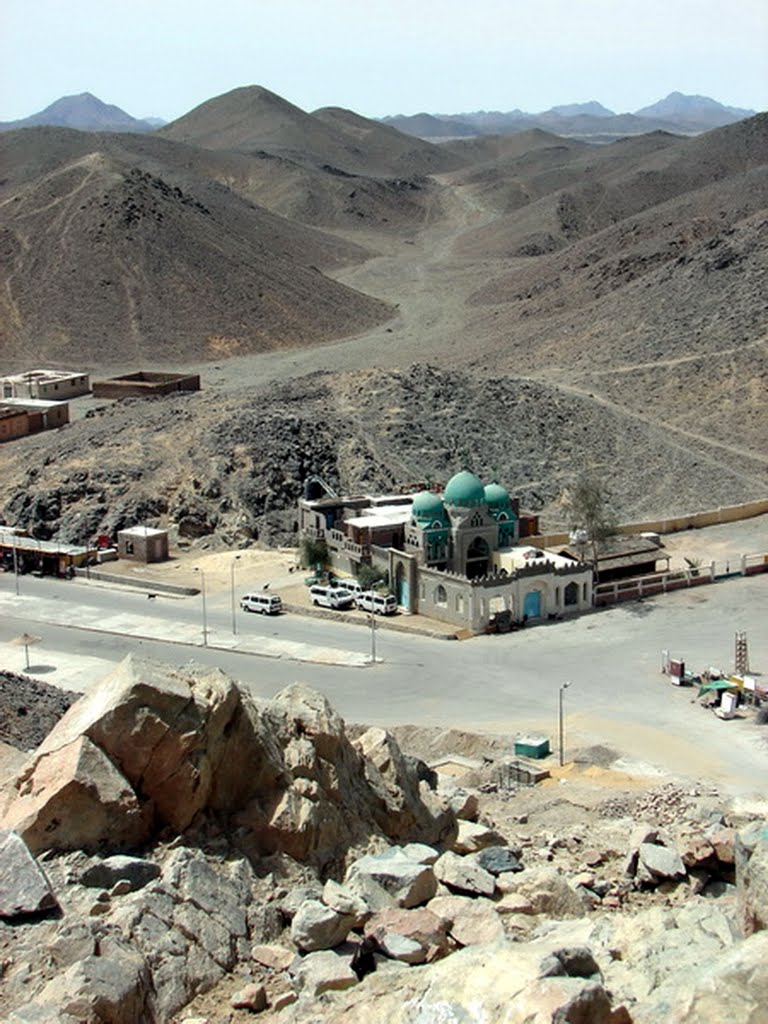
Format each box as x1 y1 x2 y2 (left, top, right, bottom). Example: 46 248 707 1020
309 584 354 610
356 591 397 616
240 593 283 615
332 578 363 598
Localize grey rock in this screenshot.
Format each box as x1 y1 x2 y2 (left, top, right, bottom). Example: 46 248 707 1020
433 851 496 897
474 845 523 876
80 855 161 893
345 849 437 909
400 842 439 865
452 819 506 854
637 843 686 883
291 899 354 952
291 949 358 997
0 829 58 918
322 879 368 926
736 821 768 935
539 946 602 980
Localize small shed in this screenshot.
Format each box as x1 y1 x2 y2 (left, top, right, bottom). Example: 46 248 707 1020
117 526 169 563
514 734 551 759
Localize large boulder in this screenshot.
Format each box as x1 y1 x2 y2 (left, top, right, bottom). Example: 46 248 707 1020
735 821 768 935
633 931 768 1024
0 735 151 853
344 848 438 910
0 660 457 865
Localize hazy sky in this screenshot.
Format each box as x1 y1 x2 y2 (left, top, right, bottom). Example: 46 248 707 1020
1 0 766 121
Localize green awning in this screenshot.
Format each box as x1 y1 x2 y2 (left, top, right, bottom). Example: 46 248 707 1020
698 680 739 695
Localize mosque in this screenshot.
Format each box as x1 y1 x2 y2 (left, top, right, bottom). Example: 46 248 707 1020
298 470 593 632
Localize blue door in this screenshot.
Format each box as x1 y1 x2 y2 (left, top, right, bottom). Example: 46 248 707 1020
397 572 409 609
524 590 541 619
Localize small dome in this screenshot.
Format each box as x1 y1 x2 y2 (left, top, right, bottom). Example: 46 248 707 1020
484 482 511 508
411 490 446 523
444 470 485 507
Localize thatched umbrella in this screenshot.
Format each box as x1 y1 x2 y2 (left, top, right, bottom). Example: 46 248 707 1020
10 633 41 670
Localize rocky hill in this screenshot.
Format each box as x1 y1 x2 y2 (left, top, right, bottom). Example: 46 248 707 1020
0 92 156 134
1 658 766 1022
0 129 392 367
158 85 461 177
0 99 766 542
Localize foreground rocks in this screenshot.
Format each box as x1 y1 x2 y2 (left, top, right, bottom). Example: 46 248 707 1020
0 657 766 1022
0 656 455 864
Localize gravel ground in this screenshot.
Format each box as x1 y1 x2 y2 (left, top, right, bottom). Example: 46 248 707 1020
0 671 80 752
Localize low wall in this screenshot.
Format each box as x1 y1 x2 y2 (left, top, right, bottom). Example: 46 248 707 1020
529 498 768 550
73 567 198 596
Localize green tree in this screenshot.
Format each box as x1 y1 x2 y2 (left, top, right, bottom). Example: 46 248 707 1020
358 564 388 592
300 536 329 571
563 473 616 570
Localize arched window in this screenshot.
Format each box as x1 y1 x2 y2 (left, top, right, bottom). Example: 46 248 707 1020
565 581 579 606
435 584 447 606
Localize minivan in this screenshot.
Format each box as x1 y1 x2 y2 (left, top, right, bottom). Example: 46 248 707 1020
240 593 283 615
331 578 363 598
356 591 397 615
309 584 354 610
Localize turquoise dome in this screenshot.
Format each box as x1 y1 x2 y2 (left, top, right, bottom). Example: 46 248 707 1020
412 490 447 523
444 470 485 507
484 482 511 508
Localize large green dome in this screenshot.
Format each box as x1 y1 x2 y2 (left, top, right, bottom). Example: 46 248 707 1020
484 482 511 508
444 470 485 507
412 490 446 523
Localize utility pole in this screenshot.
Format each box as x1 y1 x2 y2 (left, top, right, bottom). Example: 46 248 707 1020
558 681 572 766
230 555 241 635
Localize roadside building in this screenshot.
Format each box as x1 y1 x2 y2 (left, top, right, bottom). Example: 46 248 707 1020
558 534 669 583
299 470 592 633
0 527 95 577
0 368 90 401
0 405 31 442
0 398 69 440
117 526 170 563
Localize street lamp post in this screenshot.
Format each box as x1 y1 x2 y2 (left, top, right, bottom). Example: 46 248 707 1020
558 681 572 766
194 568 208 647
230 555 241 635
370 606 377 664
12 538 20 596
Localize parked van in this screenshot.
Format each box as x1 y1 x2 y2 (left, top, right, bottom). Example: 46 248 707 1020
240 593 283 615
356 591 397 616
331 578 363 598
309 584 354 610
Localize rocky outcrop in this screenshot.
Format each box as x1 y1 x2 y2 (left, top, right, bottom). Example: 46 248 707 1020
0 657 455 866
735 820 768 935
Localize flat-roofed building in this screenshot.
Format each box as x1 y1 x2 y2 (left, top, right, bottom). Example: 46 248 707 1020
1 369 90 400
117 526 169 563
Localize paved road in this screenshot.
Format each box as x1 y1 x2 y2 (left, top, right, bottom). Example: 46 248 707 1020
2 572 767 794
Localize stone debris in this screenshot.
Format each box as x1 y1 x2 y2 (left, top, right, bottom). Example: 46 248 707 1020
0 657 766 1023
433 850 496 896
0 828 58 919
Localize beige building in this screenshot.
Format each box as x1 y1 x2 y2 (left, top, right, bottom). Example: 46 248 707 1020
117 526 169 563
1 369 90 400
299 470 592 633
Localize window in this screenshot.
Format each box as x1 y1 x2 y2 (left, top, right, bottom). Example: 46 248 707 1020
565 581 578 606
435 584 447 606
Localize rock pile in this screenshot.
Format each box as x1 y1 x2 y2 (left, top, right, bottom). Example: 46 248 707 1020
0 657 766 1022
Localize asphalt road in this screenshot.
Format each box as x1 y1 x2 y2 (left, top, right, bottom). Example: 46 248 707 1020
2 571 767 794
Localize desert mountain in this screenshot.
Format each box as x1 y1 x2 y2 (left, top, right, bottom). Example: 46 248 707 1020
0 128 391 367
0 95 766 543
0 92 156 134
158 85 460 177
384 92 757 141
635 91 757 129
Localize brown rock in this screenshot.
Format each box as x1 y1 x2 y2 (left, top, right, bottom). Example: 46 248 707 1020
252 943 295 971
231 983 267 1011
365 907 450 963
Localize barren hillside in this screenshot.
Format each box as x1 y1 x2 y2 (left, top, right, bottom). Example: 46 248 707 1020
0 130 393 367
159 85 460 177
0 101 766 542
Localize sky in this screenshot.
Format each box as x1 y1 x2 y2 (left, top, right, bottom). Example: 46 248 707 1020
1 0 766 122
